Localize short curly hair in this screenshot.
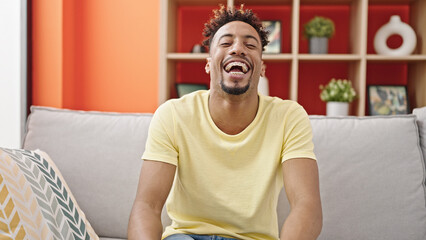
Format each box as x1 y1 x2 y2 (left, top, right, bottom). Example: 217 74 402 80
202 5 269 51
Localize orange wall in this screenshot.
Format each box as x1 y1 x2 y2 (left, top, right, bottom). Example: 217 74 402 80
32 0 159 113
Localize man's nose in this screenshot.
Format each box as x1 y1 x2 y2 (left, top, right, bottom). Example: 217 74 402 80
229 41 246 56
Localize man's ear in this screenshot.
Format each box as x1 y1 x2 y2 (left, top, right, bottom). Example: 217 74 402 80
260 61 266 77
205 57 211 74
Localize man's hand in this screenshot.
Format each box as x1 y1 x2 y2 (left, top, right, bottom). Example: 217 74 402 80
280 158 322 240
128 160 176 240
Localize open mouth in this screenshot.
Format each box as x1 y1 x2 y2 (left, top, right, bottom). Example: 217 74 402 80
223 61 250 75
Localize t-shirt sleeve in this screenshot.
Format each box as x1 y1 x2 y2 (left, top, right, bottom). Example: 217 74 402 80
281 102 316 163
142 102 178 166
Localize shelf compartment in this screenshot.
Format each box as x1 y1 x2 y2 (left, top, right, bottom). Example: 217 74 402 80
177 5 219 53
177 4 292 53
366 0 426 55
263 62 292 100
367 4 411 54
297 62 353 115
366 61 426 113
299 4 351 54
174 62 210 99
366 62 407 114
241 5 292 54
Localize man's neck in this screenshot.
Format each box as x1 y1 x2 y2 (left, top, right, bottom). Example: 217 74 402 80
208 91 259 135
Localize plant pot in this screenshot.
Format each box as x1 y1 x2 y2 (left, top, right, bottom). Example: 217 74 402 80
326 101 349 116
309 37 328 54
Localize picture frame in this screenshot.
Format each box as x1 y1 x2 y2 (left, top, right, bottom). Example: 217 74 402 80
367 85 409 115
262 20 281 54
176 83 208 97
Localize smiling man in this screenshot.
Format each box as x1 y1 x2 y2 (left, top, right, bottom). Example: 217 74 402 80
128 5 322 240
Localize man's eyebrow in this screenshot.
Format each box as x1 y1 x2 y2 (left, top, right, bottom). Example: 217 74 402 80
217 34 260 44
245 35 260 44
218 34 234 42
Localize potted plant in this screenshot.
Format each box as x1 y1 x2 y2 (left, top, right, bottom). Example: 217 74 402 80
320 78 356 116
304 16 335 54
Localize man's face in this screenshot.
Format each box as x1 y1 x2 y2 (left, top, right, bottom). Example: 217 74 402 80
206 21 265 96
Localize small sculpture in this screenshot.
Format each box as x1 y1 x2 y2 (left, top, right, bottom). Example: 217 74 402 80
374 15 416 56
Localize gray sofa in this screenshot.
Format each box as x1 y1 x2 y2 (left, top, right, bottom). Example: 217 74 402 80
20 106 426 240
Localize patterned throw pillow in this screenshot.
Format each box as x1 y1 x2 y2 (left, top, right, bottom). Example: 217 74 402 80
0 148 99 240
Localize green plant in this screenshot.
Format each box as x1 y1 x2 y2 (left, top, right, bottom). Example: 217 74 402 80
320 78 356 102
304 16 335 38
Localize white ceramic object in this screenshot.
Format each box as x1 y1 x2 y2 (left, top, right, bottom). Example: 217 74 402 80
327 101 349 116
374 15 416 56
258 75 269 96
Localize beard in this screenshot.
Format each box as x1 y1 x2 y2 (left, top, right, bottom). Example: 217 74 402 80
220 80 250 95
219 71 251 95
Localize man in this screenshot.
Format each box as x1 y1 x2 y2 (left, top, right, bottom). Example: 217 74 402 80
128 5 322 240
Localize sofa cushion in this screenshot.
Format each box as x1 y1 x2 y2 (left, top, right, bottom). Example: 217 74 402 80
413 107 426 163
0 147 98 240
309 115 426 240
22 106 153 239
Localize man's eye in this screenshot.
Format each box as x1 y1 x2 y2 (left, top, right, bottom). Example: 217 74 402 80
247 44 256 49
220 42 231 46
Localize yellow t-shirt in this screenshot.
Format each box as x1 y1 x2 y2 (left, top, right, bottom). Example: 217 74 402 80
142 90 316 240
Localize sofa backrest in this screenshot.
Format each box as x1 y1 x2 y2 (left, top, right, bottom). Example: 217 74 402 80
23 106 152 239
23 106 426 240
308 114 426 240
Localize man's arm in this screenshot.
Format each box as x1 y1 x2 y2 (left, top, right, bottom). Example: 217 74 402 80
280 158 322 240
128 160 176 240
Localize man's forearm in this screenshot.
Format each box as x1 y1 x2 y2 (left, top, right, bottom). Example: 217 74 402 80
280 201 323 240
128 201 163 240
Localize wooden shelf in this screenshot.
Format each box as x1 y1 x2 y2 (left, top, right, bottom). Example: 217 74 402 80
262 54 293 61
167 53 209 61
166 53 294 62
160 0 426 116
366 54 426 61
234 0 293 5
298 54 361 61
368 0 416 3
174 0 227 5
300 0 357 4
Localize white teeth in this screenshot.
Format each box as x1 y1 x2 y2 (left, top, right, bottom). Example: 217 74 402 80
229 71 244 75
225 61 249 73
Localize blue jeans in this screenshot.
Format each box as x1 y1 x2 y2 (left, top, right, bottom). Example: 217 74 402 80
164 234 238 240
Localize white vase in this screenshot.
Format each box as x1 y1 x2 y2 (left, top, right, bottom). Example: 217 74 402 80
258 76 269 96
326 102 349 116
374 15 416 56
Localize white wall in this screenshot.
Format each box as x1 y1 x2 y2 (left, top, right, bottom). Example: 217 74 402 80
0 0 27 148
